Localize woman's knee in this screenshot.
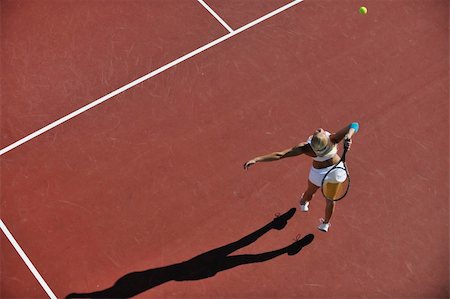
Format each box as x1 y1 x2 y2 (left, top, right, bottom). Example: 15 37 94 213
302 181 319 200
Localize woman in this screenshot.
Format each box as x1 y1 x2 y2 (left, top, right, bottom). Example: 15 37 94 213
243 122 359 232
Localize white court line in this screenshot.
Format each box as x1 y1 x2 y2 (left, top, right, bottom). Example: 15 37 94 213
197 0 234 33
0 220 57 299
0 0 304 157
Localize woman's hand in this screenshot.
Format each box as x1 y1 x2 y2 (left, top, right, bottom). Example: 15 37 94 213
243 160 257 170
344 135 352 150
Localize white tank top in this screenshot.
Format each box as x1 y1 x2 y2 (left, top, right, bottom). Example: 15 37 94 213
307 131 338 162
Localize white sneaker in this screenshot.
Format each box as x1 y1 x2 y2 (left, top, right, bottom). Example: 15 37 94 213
300 201 309 212
317 218 330 232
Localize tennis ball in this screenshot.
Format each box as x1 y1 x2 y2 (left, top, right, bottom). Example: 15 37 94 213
359 6 368 14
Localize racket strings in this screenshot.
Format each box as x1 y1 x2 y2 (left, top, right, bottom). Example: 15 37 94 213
322 166 349 201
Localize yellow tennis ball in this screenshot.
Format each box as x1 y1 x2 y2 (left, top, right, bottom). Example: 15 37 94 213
359 6 368 14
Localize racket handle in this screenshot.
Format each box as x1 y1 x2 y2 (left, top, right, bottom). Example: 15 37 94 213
341 147 348 162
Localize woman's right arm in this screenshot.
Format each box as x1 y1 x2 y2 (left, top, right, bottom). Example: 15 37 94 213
244 142 308 170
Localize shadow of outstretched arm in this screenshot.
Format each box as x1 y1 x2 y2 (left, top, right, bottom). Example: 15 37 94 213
66 208 314 298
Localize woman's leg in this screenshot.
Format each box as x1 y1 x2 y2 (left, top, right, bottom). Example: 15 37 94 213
324 199 335 223
299 180 320 206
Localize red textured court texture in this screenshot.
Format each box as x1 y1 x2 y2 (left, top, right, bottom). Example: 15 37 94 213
1 0 448 298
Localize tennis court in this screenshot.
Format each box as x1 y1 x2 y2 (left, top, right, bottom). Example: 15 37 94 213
1 0 448 298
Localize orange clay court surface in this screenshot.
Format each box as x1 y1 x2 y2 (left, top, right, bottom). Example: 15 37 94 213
1 0 448 298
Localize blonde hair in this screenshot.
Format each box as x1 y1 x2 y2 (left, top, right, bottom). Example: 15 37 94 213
311 133 329 155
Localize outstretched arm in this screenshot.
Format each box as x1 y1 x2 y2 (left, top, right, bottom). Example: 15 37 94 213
330 122 360 149
244 142 308 170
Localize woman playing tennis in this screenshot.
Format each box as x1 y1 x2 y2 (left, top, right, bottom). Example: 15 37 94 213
243 122 359 232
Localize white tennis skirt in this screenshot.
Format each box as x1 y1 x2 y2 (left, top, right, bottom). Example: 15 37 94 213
308 162 344 187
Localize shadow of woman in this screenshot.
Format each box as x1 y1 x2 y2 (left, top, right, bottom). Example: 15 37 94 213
66 207 314 298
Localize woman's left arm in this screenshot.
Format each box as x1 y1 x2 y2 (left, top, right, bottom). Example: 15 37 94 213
330 122 360 146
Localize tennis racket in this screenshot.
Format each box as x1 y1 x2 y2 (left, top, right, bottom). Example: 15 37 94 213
321 147 350 201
